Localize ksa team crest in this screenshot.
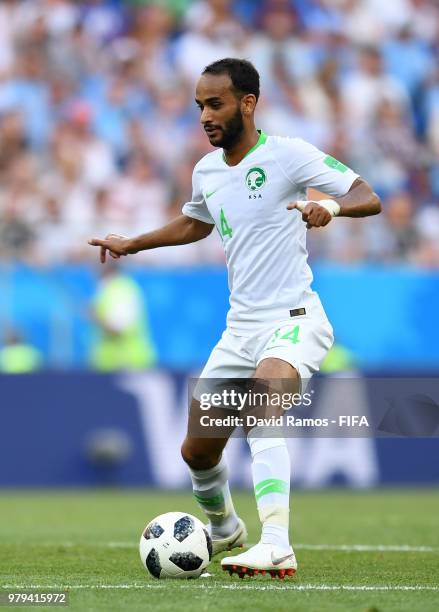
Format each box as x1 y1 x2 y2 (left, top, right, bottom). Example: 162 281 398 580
246 167 267 191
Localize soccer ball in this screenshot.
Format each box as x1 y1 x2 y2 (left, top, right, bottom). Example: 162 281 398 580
139 512 212 579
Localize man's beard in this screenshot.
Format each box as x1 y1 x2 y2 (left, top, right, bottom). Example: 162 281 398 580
210 108 244 149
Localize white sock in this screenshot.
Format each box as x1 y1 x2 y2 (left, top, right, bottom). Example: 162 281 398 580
261 524 290 549
248 430 291 550
188 454 239 538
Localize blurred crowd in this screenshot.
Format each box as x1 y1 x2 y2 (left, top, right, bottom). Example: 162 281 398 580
0 0 438 267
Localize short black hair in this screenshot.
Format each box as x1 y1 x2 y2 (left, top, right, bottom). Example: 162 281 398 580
202 58 260 101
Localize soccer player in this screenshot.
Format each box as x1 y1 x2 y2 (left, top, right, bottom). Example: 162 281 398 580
89 58 381 578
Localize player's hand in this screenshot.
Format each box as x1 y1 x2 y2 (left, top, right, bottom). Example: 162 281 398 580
287 201 333 229
88 234 130 264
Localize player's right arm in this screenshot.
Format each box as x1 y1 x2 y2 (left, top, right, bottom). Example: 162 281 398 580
88 215 214 264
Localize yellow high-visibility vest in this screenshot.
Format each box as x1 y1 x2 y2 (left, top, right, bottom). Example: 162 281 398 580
0 344 42 373
91 275 156 371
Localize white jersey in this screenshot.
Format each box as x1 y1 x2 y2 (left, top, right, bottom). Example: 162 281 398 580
182 131 358 334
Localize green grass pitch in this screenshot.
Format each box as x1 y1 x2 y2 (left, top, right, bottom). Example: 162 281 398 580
0 489 438 611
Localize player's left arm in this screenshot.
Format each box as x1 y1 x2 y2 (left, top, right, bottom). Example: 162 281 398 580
287 177 381 229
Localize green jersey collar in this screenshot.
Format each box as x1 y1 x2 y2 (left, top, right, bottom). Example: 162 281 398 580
222 129 267 165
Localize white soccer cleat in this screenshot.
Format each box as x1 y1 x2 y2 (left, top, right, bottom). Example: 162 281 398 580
208 517 248 556
221 542 297 579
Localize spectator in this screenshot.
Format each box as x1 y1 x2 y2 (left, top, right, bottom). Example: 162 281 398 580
176 0 246 83
0 111 27 182
384 192 420 261
0 0 436 268
341 46 409 132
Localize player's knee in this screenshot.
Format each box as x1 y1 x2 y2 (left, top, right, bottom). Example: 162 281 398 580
181 439 219 470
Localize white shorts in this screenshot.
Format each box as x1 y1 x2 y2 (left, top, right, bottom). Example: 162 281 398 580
194 305 334 399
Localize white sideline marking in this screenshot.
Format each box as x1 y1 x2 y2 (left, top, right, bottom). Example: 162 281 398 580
22 541 438 553
104 542 437 553
1 584 439 592
295 544 437 553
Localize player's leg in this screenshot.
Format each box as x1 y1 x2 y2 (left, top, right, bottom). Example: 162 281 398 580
181 398 240 541
247 358 297 553
181 330 253 554
222 358 298 577
221 313 333 577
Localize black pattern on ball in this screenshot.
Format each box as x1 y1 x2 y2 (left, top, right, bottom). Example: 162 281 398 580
169 552 203 571
203 528 213 561
145 548 161 578
143 522 164 539
173 515 194 542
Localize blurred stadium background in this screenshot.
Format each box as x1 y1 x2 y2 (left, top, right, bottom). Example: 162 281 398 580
0 0 438 491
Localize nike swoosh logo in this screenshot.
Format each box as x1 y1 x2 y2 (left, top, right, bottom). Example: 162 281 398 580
206 188 220 199
271 551 295 565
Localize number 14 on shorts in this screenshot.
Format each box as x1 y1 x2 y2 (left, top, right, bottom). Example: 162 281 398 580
267 325 300 349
